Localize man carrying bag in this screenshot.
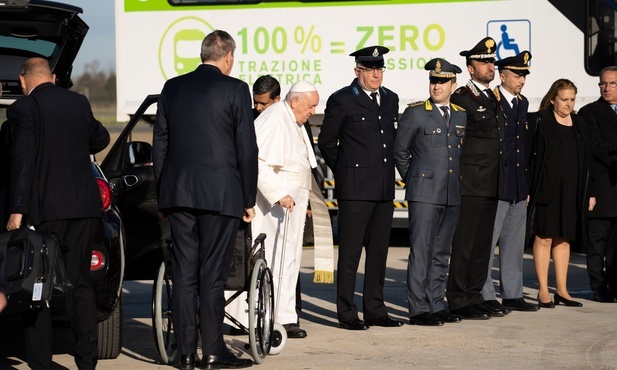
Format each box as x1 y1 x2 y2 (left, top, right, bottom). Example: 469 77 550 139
2 58 109 370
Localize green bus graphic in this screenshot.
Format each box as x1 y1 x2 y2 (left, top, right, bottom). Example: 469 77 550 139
174 29 205 75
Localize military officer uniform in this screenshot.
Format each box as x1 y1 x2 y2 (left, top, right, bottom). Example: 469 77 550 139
319 46 403 330
446 37 508 319
481 51 539 312
393 58 466 326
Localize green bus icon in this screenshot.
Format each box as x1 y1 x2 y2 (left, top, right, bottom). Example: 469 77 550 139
174 29 205 75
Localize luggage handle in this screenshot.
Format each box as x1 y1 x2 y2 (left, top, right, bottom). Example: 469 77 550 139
5 236 50 283
6 238 32 281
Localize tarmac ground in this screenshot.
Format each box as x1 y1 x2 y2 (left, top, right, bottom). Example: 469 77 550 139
1 243 616 370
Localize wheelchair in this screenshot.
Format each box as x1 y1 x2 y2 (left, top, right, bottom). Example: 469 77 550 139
151 229 287 365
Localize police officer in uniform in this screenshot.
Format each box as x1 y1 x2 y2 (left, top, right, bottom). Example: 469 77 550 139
482 51 539 312
447 37 509 319
394 58 466 326
319 46 403 330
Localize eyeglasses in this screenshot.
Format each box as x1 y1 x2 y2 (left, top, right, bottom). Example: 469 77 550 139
356 67 386 73
598 81 617 88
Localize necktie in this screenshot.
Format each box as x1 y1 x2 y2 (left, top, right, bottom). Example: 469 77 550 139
612 105 617 114
370 92 379 109
440 106 450 129
512 97 518 119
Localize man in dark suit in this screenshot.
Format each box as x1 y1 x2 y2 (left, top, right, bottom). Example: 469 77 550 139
579 65 617 303
447 37 509 320
481 52 539 312
318 46 403 330
394 58 466 326
5 57 109 369
153 30 257 370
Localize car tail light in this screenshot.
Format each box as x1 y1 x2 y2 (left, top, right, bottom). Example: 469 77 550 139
91 250 105 271
96 177 112 211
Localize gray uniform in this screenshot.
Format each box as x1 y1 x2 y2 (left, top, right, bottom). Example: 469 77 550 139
393 99 466 316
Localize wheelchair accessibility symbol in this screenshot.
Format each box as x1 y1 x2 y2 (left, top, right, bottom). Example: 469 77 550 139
487 20 531 60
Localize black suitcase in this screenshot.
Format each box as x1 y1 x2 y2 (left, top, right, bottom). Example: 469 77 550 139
0 228 61 308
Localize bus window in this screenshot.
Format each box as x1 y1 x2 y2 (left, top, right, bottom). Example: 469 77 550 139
168 0 370 4
586 0 617 75
168 0 260 4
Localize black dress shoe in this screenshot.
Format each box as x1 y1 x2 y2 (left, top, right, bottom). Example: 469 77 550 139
473 301 504 317
365 316 404 327
180 353 197 370
554 292 583 307
485 300 511 315
591 289 617 303
502 298 539 312
283 323 307 338
203 351 252 369
450 305 490 320
409 312 443 326
432 310 461 323
339 318 369 330
537 294 555 308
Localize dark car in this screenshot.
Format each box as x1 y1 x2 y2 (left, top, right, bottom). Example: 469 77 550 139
0 0 125 359
100 95 170 279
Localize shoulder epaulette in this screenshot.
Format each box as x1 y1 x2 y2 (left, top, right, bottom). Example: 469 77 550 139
331 86 349 96
453 85 470 96
451 103 466 112
407 100 425 107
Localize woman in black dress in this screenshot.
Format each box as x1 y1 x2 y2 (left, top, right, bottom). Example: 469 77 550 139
527 79 592 308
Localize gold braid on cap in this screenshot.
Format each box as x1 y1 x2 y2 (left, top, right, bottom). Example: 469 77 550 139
429 60 455 78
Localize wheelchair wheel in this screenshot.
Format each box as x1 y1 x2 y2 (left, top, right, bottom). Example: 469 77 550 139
269 323 287 355
248 258 275 363
152 260 177 364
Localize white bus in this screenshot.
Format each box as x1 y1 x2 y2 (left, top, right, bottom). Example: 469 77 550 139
115 0 617 226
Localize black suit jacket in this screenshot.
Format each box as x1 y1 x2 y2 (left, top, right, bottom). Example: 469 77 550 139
5 82 109 225
318 78 399 201
451 81 506 198
579 98 617 217
153 64 258 219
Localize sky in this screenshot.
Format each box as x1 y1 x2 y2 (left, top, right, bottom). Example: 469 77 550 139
64 1 116 76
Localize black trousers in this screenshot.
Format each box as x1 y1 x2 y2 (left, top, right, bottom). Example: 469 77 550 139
336 200 393 322
23 218 100 370
587 217 617 292
169 209 239 357
446 196 498 311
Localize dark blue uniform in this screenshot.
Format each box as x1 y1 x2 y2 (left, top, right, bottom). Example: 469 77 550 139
319 78 399 323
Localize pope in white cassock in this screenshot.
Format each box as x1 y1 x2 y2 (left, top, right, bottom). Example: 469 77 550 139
228 81 319 339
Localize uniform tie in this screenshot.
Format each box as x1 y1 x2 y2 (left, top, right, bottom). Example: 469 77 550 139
440 106 450 129
370 92 379 109
512 97 518 119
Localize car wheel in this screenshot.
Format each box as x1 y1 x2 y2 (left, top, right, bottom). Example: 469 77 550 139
98 295 123 359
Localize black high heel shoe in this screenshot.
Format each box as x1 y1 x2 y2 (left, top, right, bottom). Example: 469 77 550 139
554 292 583 307
537 294 555 309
